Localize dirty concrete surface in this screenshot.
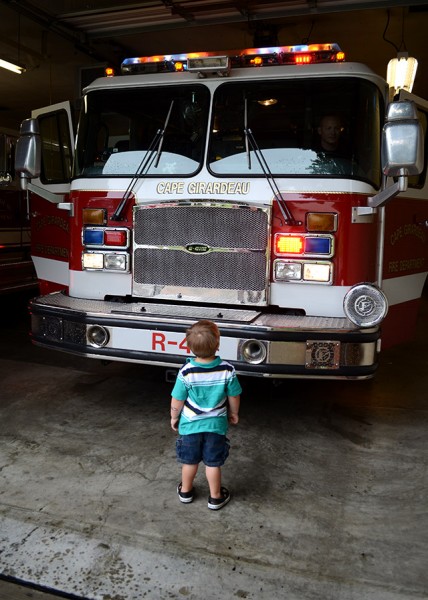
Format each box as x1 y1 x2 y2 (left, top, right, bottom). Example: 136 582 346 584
0 291 427 600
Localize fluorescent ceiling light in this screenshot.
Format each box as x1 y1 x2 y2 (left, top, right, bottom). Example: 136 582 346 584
0 58 25 74
387 53 418 94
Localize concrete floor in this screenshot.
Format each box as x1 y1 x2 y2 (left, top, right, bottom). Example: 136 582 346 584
0 291 427 600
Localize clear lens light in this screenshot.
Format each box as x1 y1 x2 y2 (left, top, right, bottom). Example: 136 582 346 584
303 263 331 282
104 254 127 270
275 261 302 281
83 253 104 269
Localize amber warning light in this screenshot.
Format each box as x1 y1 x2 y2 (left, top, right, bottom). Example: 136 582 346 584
275 235 305 255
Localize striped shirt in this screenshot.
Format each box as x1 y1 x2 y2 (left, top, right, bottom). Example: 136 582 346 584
172 356 242 435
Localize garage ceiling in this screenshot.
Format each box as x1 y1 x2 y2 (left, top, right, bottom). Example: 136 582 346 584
0 1 428 129
4 1 428 50
4 1 428 37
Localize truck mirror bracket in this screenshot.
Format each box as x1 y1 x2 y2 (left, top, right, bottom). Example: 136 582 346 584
26 181 72 214
367 178 406 209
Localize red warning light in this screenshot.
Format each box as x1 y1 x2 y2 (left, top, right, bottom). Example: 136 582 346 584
295 54 312 65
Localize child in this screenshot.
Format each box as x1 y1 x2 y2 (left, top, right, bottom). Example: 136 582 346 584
170 319 242 510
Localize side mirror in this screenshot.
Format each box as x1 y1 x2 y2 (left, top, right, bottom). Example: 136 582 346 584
15 118 41 187
382 101 424 177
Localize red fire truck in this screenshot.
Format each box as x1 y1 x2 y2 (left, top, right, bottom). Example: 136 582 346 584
15 43 428 379
0 128 37 294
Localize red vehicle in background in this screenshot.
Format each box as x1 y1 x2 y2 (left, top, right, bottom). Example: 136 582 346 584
0 129 37 294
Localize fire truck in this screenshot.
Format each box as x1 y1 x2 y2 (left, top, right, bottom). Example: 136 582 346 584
15 43 428 379
0 128 37 294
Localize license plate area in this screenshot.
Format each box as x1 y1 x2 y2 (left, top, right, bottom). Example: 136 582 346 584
111 327 239 359
305 340 341 369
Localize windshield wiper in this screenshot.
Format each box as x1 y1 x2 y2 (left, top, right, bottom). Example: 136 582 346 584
111 100 175 221
243 98 299 226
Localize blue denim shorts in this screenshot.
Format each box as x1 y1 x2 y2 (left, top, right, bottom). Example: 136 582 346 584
176 432 230 467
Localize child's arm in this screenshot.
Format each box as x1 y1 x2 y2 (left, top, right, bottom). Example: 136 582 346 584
170 397 183 432
228 395 240 425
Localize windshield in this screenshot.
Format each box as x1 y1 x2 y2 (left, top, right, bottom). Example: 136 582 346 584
208 77 383 187
74 76 383 187
74 85 209 177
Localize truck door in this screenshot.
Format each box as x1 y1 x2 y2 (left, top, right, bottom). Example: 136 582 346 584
28 102 75 294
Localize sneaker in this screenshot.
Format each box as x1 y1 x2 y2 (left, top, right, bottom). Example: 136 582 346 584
208 487 230 510
177 482 194 503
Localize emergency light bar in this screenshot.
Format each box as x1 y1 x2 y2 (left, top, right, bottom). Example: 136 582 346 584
120 43 345 75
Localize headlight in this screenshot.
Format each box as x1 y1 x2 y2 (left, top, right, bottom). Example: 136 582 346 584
82 252 104 269
274 259 333 284
303 262 331 283
82 251 129 272
275 261 302 281
343 283 388 327
104 253 128 271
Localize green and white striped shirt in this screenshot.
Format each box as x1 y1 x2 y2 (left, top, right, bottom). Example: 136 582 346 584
172 356 242 435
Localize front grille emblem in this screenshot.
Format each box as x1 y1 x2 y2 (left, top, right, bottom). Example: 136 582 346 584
185 243 211 254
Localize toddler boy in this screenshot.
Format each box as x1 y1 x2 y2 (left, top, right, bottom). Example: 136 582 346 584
170 320 241 510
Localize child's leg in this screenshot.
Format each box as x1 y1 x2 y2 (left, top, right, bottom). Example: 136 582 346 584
181 463 198 492
205 466 222 498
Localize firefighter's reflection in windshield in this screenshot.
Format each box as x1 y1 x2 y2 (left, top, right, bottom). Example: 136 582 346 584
311 113 354 175
314 115 346 155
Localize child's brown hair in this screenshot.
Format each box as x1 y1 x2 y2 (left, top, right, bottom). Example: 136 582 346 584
186 320 220 358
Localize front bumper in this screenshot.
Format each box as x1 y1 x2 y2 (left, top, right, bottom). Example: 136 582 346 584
30 292 380 379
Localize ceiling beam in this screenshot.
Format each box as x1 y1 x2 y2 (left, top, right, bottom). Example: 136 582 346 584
53 0 428 40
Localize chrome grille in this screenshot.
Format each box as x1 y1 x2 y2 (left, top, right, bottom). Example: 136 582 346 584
134 248 266 289
134 205 267 248
133 202 270 305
